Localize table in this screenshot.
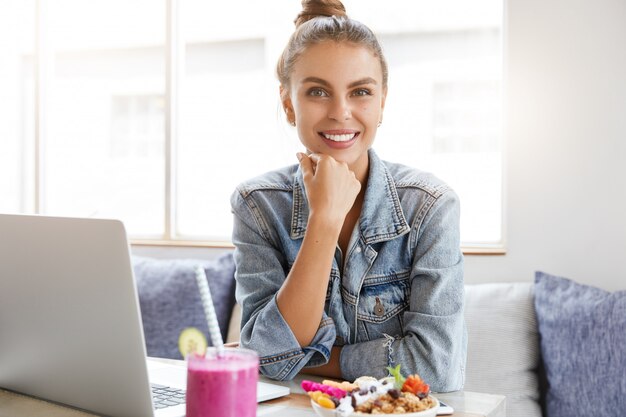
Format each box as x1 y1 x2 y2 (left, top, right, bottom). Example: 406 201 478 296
0 363 505 417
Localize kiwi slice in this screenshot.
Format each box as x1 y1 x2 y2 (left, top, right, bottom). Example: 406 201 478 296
178 327 208 358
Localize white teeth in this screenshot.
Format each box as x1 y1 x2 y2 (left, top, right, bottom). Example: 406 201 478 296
323 133 356 142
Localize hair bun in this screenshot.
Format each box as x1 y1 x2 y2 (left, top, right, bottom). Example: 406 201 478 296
295 0 347 27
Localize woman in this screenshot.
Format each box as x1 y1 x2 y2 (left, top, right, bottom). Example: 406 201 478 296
230 0 466 392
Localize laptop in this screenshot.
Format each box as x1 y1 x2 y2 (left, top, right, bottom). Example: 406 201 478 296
0 213 289 417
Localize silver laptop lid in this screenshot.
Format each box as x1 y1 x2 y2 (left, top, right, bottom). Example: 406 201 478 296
0 214 155 417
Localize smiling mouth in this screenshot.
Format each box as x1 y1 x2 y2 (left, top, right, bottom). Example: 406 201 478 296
320 132 359 142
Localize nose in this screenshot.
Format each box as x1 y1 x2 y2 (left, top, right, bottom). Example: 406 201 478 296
328 96 351 121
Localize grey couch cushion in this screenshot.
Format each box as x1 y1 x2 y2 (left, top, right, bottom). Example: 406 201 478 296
534 271 626 417
132 252 236 359
463 282 542 417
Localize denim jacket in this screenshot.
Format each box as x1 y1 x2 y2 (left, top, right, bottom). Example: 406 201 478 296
230 149 466 392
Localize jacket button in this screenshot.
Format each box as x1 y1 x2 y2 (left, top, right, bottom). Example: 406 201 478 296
374 297 385 316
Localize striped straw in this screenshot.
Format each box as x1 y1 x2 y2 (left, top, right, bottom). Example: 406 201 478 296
194 266 224 357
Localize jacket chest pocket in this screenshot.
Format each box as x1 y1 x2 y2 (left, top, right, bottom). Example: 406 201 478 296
356 271 410 341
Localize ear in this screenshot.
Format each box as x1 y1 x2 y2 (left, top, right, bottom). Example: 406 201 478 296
280 86 292 107
280 85 295 124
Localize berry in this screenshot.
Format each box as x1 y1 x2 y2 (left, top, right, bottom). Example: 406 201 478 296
388 389 401 399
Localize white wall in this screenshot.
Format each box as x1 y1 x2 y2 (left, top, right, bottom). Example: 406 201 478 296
464 0 626 291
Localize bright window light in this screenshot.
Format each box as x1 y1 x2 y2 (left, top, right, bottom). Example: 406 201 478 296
2 0 503 247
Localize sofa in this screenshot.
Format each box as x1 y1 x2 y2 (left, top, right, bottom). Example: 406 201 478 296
132 253 626 417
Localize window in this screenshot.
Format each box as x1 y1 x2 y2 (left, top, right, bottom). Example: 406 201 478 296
0 1 35 214
2 0 503 248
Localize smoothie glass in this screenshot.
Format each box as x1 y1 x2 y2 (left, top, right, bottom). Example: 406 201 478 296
186 347 259 417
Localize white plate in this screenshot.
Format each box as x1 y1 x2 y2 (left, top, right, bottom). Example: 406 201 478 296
310 396 440 417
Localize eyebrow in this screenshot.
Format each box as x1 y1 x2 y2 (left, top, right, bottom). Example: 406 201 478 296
301 76 378 88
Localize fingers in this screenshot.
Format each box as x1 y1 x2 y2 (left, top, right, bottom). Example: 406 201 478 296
298 152 326 176
297 152 314 178
307 153 338 174
296 152 361 224
307 153 323 165
298 152 353 178
306 153 323 175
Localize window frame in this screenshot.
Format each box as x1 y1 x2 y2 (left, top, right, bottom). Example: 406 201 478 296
22 0 506 254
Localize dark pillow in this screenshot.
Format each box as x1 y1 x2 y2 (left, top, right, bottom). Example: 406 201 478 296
132 252 236 359
534 271 626 417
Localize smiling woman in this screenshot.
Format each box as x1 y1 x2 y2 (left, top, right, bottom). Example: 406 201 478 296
231 0 467 391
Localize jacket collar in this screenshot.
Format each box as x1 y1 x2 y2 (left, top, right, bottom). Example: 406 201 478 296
290 149 410 244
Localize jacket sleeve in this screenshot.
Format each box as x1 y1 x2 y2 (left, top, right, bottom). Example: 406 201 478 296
340 189 466 392
230 188 336 380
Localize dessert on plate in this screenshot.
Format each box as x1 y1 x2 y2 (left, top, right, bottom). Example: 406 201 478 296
302 365 439 416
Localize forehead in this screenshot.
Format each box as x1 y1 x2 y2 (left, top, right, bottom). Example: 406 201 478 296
292 41 383 86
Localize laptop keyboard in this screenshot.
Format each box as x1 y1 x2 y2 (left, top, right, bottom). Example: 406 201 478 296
151 383 186 409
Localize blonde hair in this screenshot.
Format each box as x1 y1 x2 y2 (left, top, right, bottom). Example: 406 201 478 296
277 0 388 99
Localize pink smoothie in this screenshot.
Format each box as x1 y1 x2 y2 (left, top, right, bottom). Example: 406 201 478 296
186 348 259 417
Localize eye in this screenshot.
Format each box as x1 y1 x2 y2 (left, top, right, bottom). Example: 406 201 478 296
307 88 328 97
352 88 372 97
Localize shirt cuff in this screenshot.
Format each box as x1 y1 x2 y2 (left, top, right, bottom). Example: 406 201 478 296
339 336 391 381
241 294 336 380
